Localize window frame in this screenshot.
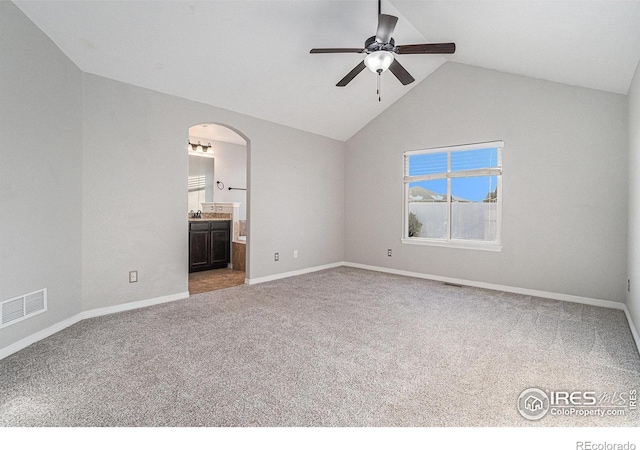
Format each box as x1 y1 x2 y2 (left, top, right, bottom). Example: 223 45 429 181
402 140 503 252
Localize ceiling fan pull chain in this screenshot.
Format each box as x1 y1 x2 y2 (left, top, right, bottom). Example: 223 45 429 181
377 71 381 102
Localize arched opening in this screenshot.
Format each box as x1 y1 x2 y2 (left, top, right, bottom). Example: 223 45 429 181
187 122 250 294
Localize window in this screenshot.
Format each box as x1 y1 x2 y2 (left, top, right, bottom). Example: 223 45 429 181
403 141 503 251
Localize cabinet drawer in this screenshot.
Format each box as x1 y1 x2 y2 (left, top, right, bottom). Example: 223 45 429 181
189 222 210 231
210 220 230 230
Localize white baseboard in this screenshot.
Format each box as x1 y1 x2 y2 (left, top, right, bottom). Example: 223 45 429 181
623 305 640 354
245 262 344 285
82 292 189 320
343 262 625 310
0 291 189 360
0 313 83 360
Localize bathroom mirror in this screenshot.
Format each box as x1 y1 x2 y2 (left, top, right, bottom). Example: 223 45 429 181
188 154 214 212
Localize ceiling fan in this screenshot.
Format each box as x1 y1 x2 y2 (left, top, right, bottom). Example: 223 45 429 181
310 0 455 99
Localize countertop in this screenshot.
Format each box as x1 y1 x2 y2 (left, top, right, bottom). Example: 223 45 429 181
189 218 230 222
188 212 232 222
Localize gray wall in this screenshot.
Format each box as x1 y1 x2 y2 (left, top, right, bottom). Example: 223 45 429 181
628 60 640 327
81 74 345 311
0 2 83 347
345 62 628 302
1 2 344 353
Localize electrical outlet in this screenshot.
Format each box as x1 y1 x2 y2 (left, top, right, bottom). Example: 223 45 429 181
274 252 279 262
387 249 392 257
294 250 298 258
129 270 138 283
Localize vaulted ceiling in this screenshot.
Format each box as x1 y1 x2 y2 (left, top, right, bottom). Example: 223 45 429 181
14 1 640 141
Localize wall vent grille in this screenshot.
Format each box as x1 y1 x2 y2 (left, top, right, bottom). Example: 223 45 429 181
1 288 47 329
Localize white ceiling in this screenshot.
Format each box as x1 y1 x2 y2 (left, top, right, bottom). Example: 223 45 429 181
14 1 640 141
393 1 640 96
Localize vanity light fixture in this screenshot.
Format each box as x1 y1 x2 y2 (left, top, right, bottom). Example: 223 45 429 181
187 141 215 158
187 141 212 152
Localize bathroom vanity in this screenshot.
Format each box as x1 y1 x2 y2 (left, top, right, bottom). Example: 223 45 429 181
188 219 230 272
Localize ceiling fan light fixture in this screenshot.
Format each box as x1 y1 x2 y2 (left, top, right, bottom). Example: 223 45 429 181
365 51 394 74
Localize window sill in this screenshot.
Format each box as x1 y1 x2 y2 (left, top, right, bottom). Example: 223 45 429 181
401 238 503 252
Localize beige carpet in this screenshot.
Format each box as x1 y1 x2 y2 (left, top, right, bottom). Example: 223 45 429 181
1 267 639 426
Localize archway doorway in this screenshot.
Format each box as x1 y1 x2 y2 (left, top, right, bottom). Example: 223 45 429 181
187 123 249 294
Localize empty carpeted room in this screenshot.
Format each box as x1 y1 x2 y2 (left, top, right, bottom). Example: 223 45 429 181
2 0 640 439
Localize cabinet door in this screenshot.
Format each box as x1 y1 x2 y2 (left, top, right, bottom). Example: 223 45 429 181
189 229 211 271
211 223 230 268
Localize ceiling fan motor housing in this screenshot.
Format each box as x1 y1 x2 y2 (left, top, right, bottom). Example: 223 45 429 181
365 36 395 53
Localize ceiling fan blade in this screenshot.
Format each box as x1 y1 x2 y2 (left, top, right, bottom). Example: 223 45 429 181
336 61 367 87
395 42 456 55
310 48 365 54
375 14 398 44
395 43 456 54
389 59 415 86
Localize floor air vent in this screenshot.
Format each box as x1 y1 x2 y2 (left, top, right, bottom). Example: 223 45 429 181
1 288 47 329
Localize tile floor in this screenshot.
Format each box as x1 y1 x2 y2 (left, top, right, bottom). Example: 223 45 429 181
188 268 245 294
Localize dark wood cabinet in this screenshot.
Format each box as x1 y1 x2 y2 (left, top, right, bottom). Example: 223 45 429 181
189 220 230 272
